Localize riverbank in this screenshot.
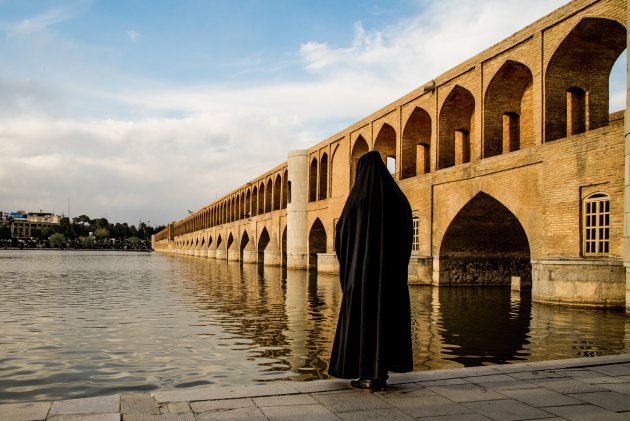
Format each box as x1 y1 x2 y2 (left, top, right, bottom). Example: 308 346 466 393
3 354 630 420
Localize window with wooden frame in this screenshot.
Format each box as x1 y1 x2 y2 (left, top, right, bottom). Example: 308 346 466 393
583 193 610 256
412 217 420 252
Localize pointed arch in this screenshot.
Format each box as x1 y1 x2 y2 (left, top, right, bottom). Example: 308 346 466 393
545 17 626 142
374 124 397 175
308 218 327 270
265 179 272 213
484 60 533 158
351 135 369 183
273 174 282 210
282 169 288 209
319 153 328 200
252 186 258 217
439 85 475 169
309 157 318 202
402 107 432 179
258 182 265 215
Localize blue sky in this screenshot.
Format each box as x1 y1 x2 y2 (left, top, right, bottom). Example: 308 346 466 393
0 0 625 226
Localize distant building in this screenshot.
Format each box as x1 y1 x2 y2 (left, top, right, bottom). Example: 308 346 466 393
1 210 61 239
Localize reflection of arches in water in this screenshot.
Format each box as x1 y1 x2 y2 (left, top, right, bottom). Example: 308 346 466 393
439 192 531 286
281 226 287 267
308 219 327 270
438 287 532 366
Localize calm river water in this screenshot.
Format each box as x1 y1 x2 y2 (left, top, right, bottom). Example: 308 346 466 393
1 250 629 403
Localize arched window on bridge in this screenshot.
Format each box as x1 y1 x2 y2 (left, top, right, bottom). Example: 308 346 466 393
319 153 328 200
583 193 610 256
309 157 318 202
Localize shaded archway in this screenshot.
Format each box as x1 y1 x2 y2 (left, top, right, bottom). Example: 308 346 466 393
484 60 533 157
309 157 318 202
319 153 328 200
251 187 257 217
258 183 265 215
374 124 397 175
240 230 249 260
265 179 272 213
308 218 327 270
351 135 369 183
282 169 288 209
282 226 287 267
216 234 223 250
258 227 270 262
439 192 530 286
439 85 475 169
227 233 234 250
401 107 431 179
273 174 281 210
545 17 626 142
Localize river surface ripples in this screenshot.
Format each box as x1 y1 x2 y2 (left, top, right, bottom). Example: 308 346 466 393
1 250 629 403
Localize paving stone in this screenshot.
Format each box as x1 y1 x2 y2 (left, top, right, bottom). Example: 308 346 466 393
426 384 505 402
313 391 390 413
471 380 539 391
588 364 630 377
50 396 120 415
160 402 191 414
543 404 630 420
530 378 608 394
121 394 160 414
260 403 339 420
49 415 120 421
418 378 471 387
384 395 474 418
498 387 582 407
190 398 254 413
462 399 554 421
600 382 630 395
254 393 318 407
195 406 268 421
338 407 413 420
554 369 627 384
414 414 493 421
153 383 298 403
291 379 351 394
567 391 630 412
0 401 52 421
122 415 194 421
509 371 564 380
464 374 518 384
373 382 435 398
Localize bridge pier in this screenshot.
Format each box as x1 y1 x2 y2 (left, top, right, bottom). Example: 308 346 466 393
286 150 308 269
625 0 630 315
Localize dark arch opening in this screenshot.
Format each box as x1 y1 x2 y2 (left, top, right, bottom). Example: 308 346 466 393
439 85 475 169
309 158 318 202
227 233 234 250
308 218 327 270
319 153 328 200
374 124 397 175
402 107 431 179
439 192 530 286
258 228 270 263
240 231 249 261
281 226 287 267
351 136 369 184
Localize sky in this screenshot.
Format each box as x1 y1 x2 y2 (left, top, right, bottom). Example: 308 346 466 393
0 0 626 227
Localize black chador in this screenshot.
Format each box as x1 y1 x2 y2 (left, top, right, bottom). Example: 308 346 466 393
329 151 413 390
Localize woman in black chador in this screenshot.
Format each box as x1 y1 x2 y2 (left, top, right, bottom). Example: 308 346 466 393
329 151 413 390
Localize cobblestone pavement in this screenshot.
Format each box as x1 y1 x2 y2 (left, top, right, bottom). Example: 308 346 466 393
2 354 630 420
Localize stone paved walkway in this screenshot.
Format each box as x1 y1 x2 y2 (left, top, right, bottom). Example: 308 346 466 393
3 354 630 420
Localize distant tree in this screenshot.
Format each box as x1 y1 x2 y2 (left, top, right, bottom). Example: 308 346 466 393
0 224 11 240
79 235 96 247
49 233 65 247
40 227 56 240
94 218 109 228
94 227 109 239
73 215 91 226
127 236 141 245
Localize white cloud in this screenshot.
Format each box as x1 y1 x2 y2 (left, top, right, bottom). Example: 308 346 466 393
5 7 75 37
127 30 140 43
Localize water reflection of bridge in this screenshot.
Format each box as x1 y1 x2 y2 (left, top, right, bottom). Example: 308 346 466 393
154 0 630 313
166 258 630 377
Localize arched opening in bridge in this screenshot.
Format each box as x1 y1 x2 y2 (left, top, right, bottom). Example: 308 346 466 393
309 157 318 202
258 228 270 263
274 174 281 211
439 192 530 287
227 233 234 251
281 226 287 267
401 107 431 179
439 85 475 169
374 124 396 175
240 231 249 260
308 218 327 270
216 234 223 250
201 237 205 249
319 153 328 200
330 144 342 197
208 235 213 250
484 60 533 157
544 17 626 142
258 183 265 215
246 190 252 218
282 170 288 209
266 179 272 213
351 135 369 184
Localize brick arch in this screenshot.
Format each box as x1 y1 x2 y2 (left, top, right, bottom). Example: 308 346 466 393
484 60 533 158
374 123 397 175
319 152 328 200
252 185 258 217
439 85 475 169
273 174 282 210
258 182 265 215
309 157 318 202
265 178 272 213
351 135 369 183
308 218 327 269
545 17 626 142
438 192 531 286
282 169 288 209
402 107 432 179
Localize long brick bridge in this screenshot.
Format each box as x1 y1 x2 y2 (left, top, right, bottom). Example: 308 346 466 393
154 0 630 314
